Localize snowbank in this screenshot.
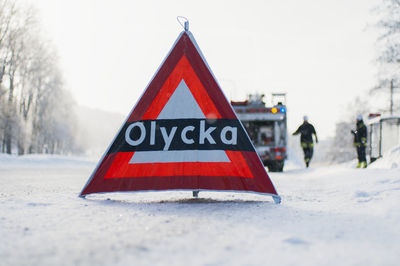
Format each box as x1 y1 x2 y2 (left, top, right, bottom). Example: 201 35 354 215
369 145 400 169
0 153 96 169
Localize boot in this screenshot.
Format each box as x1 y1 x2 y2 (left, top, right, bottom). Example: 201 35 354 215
362 162 367 168
356 162 361 168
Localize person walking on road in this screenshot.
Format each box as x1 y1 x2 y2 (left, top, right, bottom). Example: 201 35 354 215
351 114 367 168
293 116 318 167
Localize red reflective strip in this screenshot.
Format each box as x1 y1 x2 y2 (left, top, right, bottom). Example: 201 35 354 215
104 150 253 179
81 151 277 196
142 55 221 120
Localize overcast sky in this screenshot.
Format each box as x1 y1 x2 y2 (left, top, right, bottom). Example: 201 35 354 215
32 0 380 139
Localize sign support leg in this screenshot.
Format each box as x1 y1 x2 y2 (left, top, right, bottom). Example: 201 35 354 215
272 195 281 204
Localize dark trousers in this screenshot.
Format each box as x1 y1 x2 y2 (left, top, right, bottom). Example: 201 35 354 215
301 142 314 163
303 147 314 162
356 146 366 163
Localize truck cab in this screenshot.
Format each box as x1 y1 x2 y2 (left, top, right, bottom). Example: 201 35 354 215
231 93 287 172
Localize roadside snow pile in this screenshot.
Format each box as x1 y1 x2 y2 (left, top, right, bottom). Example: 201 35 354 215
369 145 400 169
0 154 96 169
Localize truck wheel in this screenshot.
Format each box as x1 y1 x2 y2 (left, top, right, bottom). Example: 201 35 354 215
275 160 284 172
267 160 284 172
267 162 277 172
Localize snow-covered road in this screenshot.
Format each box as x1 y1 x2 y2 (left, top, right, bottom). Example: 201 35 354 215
0 155 399 266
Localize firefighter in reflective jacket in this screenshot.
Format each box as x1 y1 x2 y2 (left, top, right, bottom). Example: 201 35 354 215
293 116 318 167
351 114 367 168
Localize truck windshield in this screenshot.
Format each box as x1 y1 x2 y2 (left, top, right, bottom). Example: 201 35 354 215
242 120 286 147
243 121 274 146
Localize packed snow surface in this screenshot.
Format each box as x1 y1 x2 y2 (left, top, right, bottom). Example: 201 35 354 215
1 153 399 266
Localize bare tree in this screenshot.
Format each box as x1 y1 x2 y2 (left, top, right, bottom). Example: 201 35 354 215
373 0 400 114
0 0 77 155
1 2 37 154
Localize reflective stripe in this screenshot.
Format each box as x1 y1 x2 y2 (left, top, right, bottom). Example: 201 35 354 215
361 137 367 147
301 142 314 148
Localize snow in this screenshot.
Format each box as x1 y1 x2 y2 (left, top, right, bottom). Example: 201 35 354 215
0 154 95 169
369 145 400 169
1 152 400 266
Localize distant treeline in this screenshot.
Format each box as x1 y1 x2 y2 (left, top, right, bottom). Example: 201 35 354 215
0 0 76 155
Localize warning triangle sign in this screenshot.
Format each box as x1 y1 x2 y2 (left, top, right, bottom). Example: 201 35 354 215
80 30 280 203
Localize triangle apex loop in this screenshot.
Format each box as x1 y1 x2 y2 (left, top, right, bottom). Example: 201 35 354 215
177 16 189 31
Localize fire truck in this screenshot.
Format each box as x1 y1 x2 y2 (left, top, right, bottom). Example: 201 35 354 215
231 93 287 172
